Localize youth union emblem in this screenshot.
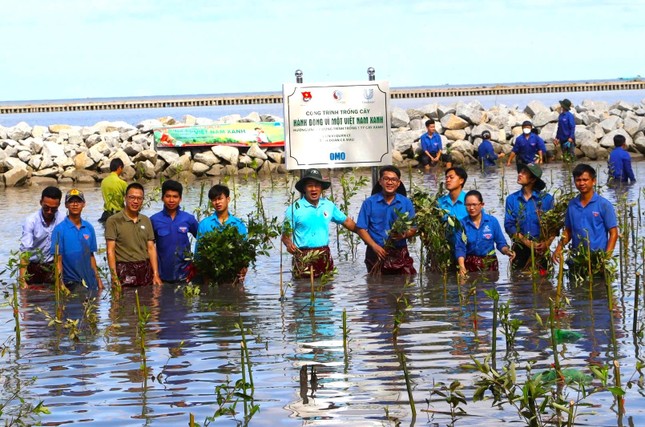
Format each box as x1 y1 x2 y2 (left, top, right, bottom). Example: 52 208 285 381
302 91 312 102
333 90 343 101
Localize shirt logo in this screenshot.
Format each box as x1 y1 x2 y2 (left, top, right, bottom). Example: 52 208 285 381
323 211 329 218
141 225 146 229
83 234 90 240
593 211 600 217
484 233 492 240
179 226 188 233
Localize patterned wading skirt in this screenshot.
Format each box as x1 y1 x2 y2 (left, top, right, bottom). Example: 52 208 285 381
365 246 417 275
293 246 334 279
116 260 153 287
464 254 499 272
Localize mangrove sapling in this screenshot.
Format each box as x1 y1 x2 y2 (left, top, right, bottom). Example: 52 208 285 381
426 380 467 425
484 289 500 371
135 290 150 373
337 171 368 260
342 308 349 356
498 299 522 359
397 350 417 418
11 283 20 348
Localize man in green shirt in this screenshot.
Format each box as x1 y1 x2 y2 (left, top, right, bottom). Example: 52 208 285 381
99 158 128 223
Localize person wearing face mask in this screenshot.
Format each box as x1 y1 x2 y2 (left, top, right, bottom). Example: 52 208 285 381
506 121 543 172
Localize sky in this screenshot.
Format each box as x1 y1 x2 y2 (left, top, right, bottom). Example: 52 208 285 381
2 0 644 102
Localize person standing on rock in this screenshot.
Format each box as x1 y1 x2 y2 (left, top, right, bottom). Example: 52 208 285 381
555 98 576 160
356 166 417 275
607 134 636 185
552 163 618 268
51 189 103 291
281 168 357 278
151 180 199 283
19 186 65 287
105 183 162 287
418 119 452 171
504 164 555 272
477 130 505 169
99 158 128 223
506 121 543 171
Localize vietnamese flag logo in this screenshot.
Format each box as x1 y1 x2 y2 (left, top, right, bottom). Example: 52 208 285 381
302 91 312 102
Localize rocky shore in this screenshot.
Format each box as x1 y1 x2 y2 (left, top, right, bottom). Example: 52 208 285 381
1 98 645 187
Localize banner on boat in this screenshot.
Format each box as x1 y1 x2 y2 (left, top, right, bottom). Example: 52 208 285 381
283 80 391 170
153 122 284 148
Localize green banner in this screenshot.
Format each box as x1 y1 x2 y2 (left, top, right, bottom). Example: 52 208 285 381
154 122 284 148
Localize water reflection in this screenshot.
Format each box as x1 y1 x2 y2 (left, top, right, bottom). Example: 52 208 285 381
1 161 645 425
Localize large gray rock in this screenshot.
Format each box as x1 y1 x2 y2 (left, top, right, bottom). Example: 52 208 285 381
392 130 419 152
574 127 596 146
123 142 143 156
581 100 609 112
471 124 499 139
89 141 111 163
136 160 156 179
31 125 48 138
623 116 642 136
206 164 225 176
524 101 550 117
211 145 239 165
444 129 467 141
137 119 164 132
219 114 242 124
17 151 31 163
266 151 283 164
418 103 441 119
164 153 192 177
132 149 157 163
449 140 475 155
30 176 58 186
195 117 215 126
4 157 28 170
579 140 600 160
634 136 645 155
390 107 410 128
28 155 42 170
409 118 425 131
4 167 29 186
456 102 484 125
110 149 134 167
241 112 261 123
7 122 32 141
33 167 60 177
532 111 559 127
406 108 425 120
131 133 151 146
440 114 469 130
600 129 632 148
192 161 210 176
437 104 456 117
579 111 601 126
0 148 8 164
0 126 6 139
120 128 139 142
238 154 253 167
156 148 180 164
247 143 268 160
610 100 634 111
599 116 621 133
193 150 220 166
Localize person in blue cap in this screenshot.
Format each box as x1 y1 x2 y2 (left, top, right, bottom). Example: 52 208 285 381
51 189 103 291
282 168 356 278
506 121 544 172
477 130 505 169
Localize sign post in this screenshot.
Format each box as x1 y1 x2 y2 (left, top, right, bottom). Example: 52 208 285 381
283 79 390 170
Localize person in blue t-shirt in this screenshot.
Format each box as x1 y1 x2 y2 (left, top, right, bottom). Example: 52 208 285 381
608 134 636 184
196 184 248 281
51 189 103 291
281 168 356 278
357 166 417 275
151 180 198 283
506 121 543 171
418 119 452 171
504 164 554 271
555 98 576 160
455 190 515 275
553 164 618 266
437 167 469 221
477 130 505 169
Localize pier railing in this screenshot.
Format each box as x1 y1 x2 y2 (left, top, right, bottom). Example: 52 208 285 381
2 80 643 115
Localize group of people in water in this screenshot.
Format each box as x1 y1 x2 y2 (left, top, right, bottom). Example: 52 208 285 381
18 108 637 289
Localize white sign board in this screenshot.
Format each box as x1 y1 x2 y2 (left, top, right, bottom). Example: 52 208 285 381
283 80 391 170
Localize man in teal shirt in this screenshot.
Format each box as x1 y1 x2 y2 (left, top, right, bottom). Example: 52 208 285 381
282 168 356 278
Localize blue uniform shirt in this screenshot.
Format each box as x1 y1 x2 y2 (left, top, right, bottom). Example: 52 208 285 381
608 146 636 183
564 193 617 251
357 192 415 248
455 213 509 258
438 191 467 221
556 110 576 142
477 139 498 168
151 207 199 282
504 190 554 239
420 132 443 155
513 133 542 164
283 197 347 249
50 217 99 290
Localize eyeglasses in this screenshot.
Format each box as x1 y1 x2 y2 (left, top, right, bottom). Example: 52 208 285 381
465 203 482 208
127 196 144 202
381 177 400 183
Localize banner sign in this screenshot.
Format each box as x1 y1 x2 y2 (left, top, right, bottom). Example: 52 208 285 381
283 80 391 169
153 122 284 148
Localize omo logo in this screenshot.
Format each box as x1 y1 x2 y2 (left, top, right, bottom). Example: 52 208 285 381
329 152 346 161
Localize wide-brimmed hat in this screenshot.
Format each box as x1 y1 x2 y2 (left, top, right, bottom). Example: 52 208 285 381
522 164 546 192
559 98 572 110
295 168 331 193
65 188 85 203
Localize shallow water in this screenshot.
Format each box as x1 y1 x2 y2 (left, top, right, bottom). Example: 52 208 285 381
1 162 645 426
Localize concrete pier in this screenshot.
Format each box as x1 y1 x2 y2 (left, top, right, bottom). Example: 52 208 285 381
1 80 643 115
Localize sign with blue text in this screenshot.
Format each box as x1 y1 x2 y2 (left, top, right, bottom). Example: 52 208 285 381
283 80 391 170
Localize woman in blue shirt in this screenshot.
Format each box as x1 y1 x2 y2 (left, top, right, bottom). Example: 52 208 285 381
455 190 515 274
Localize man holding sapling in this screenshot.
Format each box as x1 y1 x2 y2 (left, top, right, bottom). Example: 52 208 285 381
552 164 618 271
195 184 248 283
51 189 103 291
151 180 198 283
282 168 356 278
105 183 162 287
504 164 554 272
356 165 417 275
